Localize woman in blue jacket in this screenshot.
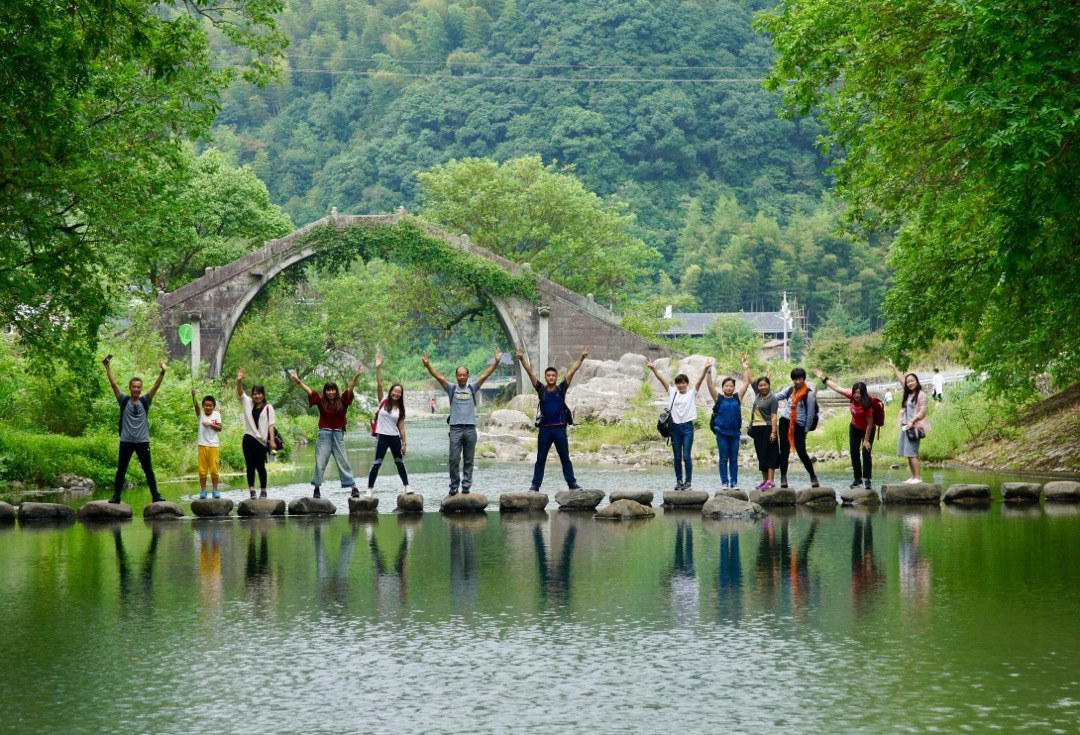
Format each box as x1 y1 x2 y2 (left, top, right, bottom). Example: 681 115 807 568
707 352 753 490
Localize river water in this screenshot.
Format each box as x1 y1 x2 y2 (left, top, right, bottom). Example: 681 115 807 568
1 420 1078 734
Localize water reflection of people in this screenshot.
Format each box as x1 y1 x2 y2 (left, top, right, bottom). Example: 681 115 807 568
196 523 223 609
367 519 412 615
666 520 698 624
898 515 931 607
753 518 818 611
850 515 884 615
314 519 357 610
533 513 577 608
245 521 278 606
114 525 160 611
448 519 478 610
716 530 742 622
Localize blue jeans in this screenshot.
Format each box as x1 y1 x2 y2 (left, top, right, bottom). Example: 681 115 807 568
311 428 356 488
670 421 694 484
715 434 739 486
531 425 577 489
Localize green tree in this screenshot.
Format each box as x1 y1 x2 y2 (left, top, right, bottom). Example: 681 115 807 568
418 155 659 301
703 315 762 367
0 0 286 368
759 0 1080 391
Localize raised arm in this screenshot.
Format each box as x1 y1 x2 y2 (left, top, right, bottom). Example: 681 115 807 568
473 348 502 389
695 359 713 391
289 368 315 396
564 346 589 385
645 358 670 392
346 361 365 393
103 356 122 400
191 388 201 417
811 367 845 395
737 352 752 401
375 354 384 402
886 358 904 389
516 348 538 387
705 367 718 401
421 351 449 391
236 368 246 399
145 360 166 399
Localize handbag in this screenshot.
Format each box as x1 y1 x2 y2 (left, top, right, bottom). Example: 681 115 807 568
656 394 676 438
370 399 386 437
905 426 925 441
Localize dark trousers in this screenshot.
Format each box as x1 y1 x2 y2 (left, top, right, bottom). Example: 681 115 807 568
849 424 876 481
243 434 268 489
531 425 576 489
368 434 409 487
779 417 816 480
749 424 780 470
115 441 158 498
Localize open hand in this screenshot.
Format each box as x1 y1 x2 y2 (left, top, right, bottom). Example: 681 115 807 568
812 368 825 380
421 351 430 366
237 368 245 381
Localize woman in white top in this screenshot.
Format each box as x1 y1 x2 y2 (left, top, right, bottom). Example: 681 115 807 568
366 355 411 496
236 369 276 499
647 358 713 491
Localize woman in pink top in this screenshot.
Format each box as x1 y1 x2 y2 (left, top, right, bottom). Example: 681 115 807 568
887 359 929 484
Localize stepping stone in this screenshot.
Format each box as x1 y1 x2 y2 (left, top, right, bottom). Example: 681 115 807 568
348 496 379 514
702 495 766 519
17 502 76 522
1001 482 1043 502
942 484 992 504
1 501 18 521
499 492 548 512
190 498 234 517
396 493 424 513
609 489 654 505
662 490 710 509
143 501 184 519
555 489 605 510
748 488 797 506
715 489 749 501
237 498 286 517
881 483 942 504
595 499 654 520
441 492 489 513
1044 481 1080 502
796 487 837 506
840 487 881 505
75 500 133 521
288 497 337 515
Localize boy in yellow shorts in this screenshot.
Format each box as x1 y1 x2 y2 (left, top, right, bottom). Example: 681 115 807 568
192 389 223 498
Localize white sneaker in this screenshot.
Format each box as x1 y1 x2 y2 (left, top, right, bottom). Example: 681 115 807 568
365 488 374 497
404 486 414 494
904 477 922 484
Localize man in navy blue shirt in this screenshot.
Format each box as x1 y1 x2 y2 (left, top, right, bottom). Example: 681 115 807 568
516 346 588 492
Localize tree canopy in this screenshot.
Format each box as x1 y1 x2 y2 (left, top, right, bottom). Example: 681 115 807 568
759 0 1080 390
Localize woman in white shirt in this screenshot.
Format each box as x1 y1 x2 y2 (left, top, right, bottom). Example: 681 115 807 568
647 359 713 491
236 369 275 499
366 355 411 496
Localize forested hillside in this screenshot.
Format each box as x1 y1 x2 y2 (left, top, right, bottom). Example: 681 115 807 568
208 0 892 324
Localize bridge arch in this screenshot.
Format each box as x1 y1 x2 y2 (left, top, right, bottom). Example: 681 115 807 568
158 212 671 392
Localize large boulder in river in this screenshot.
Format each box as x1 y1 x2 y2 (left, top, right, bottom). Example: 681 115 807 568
594 499 654 520
749 488 797 506
796 487 837 506
17 502 76 522
702 495 766 520
1001 482 1043 502
348 495 379 514
609 489 654 506
1044 481 1080 502
488 409 534 430
441 493 489 513
0 501 14 522
499 492 549 512
881 483 942 504
191 498 234 517
237 498 286 517
396 493 424 513
289 497 337 515
663 490 710 509
715 488 750 501
143 501 184 519
555 489 605 510
75 500 133 521
942 484 991 504
840 487 881 505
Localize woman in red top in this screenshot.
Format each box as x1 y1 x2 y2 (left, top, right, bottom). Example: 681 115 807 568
290 362 365 498
814 369 878 490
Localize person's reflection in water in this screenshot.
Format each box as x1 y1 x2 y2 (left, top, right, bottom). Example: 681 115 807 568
754 517 791 604
245 521 278 607
114 525 161 613
716 530 742 622
790 518 819 612
850 515 884 616
367 518 412 616
196 523 223 611
448 520 478 611
666 520 698 624
314 519 357 611
533 513 577 609
898 515 931 609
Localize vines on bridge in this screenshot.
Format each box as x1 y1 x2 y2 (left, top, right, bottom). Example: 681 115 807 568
297 219 539 302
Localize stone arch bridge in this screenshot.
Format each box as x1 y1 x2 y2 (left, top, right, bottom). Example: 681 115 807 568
158 211 674 393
